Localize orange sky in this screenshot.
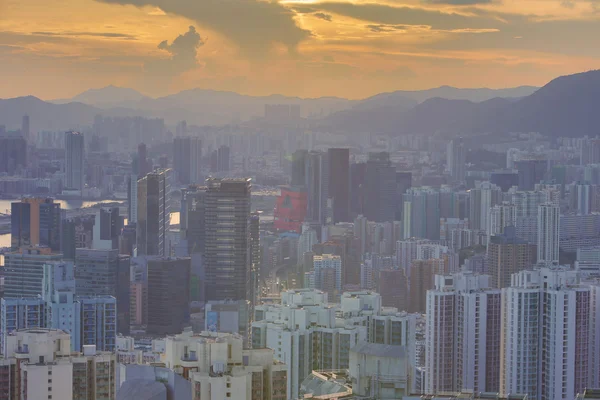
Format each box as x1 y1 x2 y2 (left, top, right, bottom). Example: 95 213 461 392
1 0 600 99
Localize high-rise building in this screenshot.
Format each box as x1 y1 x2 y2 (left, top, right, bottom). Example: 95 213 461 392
180 185 207 255
365 152 396 223
350 162 366 218
0 130 26 174
127 174 138 224
571 183 600 214
501 268 591 400
581 137 600 165
327 148 350 223
425 272 501 394
3 247 63 298
75 248 131 335
146 257 191 335
409 259 441 313
205 178 251 302
488 202 516 237
249 212 261 313
560 213 600 252
1 329 117 400
488 227 536 289
291 149 309 187
217 145 230 172
92 207 123 250
137 168 170 256
447 137 466 183
469 181 502 233
158 330 287 400
273 186 307 233
404 187 441 240
252 290 370 399
21 114 30 141
65 131 85 191
515 159 547 190
305 151 329 225
297 223 318 262
11 197 62 251
137 142 150 178
395 172 413 220
537 203 560 265
173 136 202 184
313 254 342 300
379 269 409 311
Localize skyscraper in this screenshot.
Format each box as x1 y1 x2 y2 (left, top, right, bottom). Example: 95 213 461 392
537 203 560 265
127 173 138 224
180 185 207 255
291 149 309 187
425 272 501 394
404 187 442 240
3 247 63 298
516 159 547 190
327 148 350 223
173 136 202 184
137 169 169 256
205 178 252 302
74 249 131 335
488 227 537 289
21 114 30 141
365 152 396 223
395 171 412 220
501 268 591 400
65 131 85 192
305 151 329 225
92 207 123 250
469 181 502 233
0 129 26 174
447 137 466 183
581 137 600 165
11 198 62 251
137 142 150 178
217 145 231 172
146 257 191 335
313 254 342 300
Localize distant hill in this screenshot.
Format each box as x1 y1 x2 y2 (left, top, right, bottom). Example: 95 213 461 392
323 70 600 137
355 85 537 111
0 96 99 132
3 71 600 136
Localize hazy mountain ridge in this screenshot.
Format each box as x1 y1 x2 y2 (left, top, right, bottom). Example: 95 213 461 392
3 71 600 137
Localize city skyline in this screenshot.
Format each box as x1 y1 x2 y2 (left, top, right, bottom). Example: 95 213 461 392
2 0 600 99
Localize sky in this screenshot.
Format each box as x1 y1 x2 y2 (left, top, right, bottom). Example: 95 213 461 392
1 0 600 99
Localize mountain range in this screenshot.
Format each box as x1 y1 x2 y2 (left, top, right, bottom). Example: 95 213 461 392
1 70 599 137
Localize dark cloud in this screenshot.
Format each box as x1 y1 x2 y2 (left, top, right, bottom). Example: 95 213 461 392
314 12 333 22
31 31 137 39
312 2 503 30
423 0 495 4
366 24 408 33
96 0 311 57
146 26 204 76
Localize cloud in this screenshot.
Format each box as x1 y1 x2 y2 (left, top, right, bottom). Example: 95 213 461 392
314 12 333 22
366 24 408 33
145 26 203 76
310 2 503 30
96 0 311 57
423 0 496 4
31 31 137 39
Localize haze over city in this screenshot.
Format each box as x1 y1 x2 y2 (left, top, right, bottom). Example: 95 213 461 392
3 1 600 400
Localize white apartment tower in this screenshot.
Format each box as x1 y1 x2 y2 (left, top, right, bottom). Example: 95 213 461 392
425 271 501 394
537 203 560 265
500 267 591 400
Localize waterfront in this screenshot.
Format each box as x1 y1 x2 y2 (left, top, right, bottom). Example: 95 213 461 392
0 199 124 248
